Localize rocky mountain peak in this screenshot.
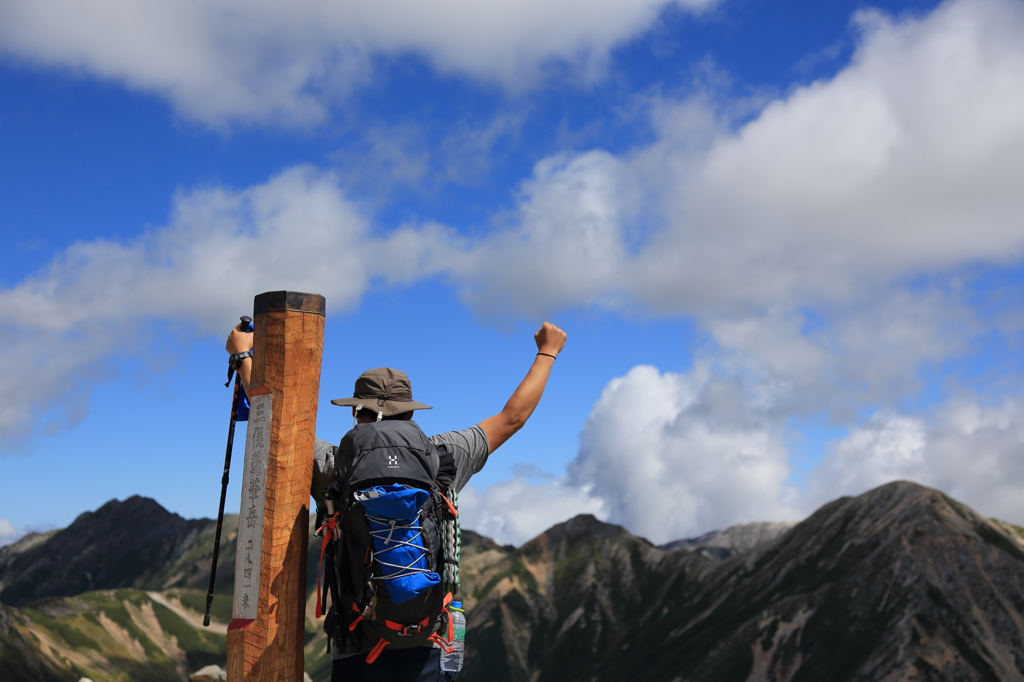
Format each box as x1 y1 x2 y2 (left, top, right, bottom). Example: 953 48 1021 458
0 496 235 607
528 513 635 548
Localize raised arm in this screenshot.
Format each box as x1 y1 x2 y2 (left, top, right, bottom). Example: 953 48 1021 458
478 322 567 454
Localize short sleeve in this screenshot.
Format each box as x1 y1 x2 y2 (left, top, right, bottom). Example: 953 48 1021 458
429 426 490 492
311 437 335 509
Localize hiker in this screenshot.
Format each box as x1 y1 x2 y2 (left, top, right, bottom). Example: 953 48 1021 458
225 320 566 680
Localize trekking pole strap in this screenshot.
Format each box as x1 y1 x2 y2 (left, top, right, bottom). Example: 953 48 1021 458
315 512 340 619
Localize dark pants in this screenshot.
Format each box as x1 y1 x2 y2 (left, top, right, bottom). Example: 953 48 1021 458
332 647 458 682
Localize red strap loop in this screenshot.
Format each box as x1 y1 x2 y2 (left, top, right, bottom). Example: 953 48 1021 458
437 492 458 517
365 638 389 664
428 633 454 654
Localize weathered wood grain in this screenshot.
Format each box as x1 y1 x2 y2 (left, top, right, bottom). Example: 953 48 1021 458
228 292 325 682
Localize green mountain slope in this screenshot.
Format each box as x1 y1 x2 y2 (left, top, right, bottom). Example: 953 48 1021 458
0 589 226 682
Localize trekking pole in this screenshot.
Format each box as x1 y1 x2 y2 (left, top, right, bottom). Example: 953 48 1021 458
203 315 253 627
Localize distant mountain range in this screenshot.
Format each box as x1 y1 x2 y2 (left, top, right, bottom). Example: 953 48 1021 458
4 482 1024 681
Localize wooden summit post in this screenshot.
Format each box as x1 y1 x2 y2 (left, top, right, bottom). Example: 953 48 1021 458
228 291 325 682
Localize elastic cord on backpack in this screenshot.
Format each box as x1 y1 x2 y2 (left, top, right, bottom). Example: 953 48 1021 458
441 489 461 595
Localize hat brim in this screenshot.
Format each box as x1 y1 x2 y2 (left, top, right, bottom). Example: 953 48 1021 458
330 397 433 416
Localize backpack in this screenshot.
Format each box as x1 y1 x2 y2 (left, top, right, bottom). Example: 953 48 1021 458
316 420 461 663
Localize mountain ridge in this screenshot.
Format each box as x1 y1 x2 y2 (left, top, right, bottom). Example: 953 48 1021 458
0 496 238 607
6 481 1024 681
461 480 1024 682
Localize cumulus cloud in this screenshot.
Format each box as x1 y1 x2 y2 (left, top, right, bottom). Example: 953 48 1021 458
566 364 801 544
468 365 1024 546
458 478 608 546
809 399 1024 522
0 166 458 445
0 0 717 125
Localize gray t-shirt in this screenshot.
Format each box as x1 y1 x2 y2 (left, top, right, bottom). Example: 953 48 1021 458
310 424 490 506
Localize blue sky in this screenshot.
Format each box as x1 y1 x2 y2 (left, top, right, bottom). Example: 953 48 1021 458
4 0 1024 546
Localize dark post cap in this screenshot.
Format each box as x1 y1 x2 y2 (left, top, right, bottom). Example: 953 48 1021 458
253 291 326 316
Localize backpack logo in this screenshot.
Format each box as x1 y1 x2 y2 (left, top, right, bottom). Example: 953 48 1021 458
387 454 399 469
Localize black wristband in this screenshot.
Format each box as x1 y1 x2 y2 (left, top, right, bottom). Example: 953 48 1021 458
537 352 557 360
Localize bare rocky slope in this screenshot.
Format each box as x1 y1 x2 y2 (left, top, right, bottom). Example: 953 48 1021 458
6 481 1024 681
661 521 797 561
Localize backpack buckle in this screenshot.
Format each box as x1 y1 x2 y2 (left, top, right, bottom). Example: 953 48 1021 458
385 617 430 636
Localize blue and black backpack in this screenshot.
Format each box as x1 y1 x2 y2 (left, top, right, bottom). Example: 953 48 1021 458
317 420 461 663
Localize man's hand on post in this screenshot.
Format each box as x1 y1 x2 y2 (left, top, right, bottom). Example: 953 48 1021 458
226 322 254 394
226 323 254 355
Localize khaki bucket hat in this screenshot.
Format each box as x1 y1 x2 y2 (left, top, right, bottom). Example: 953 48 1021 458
330 367 433 417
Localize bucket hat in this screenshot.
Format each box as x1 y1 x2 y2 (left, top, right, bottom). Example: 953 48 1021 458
330 367 432 417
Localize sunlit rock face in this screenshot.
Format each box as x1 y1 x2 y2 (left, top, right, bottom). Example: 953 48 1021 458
660 521 797 561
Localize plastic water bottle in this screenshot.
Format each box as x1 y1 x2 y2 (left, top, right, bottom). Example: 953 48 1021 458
440 601 466 673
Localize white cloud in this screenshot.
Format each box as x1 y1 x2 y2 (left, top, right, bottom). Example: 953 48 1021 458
0 166 460 334
0 166 458 445
566 364 801 544
458 478 608 546
0 519 20 548
704 292 979 419
455 0 1024 318
456 151 642 318
0 0 717 126
468 363 1024 546
809 399 1024 523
